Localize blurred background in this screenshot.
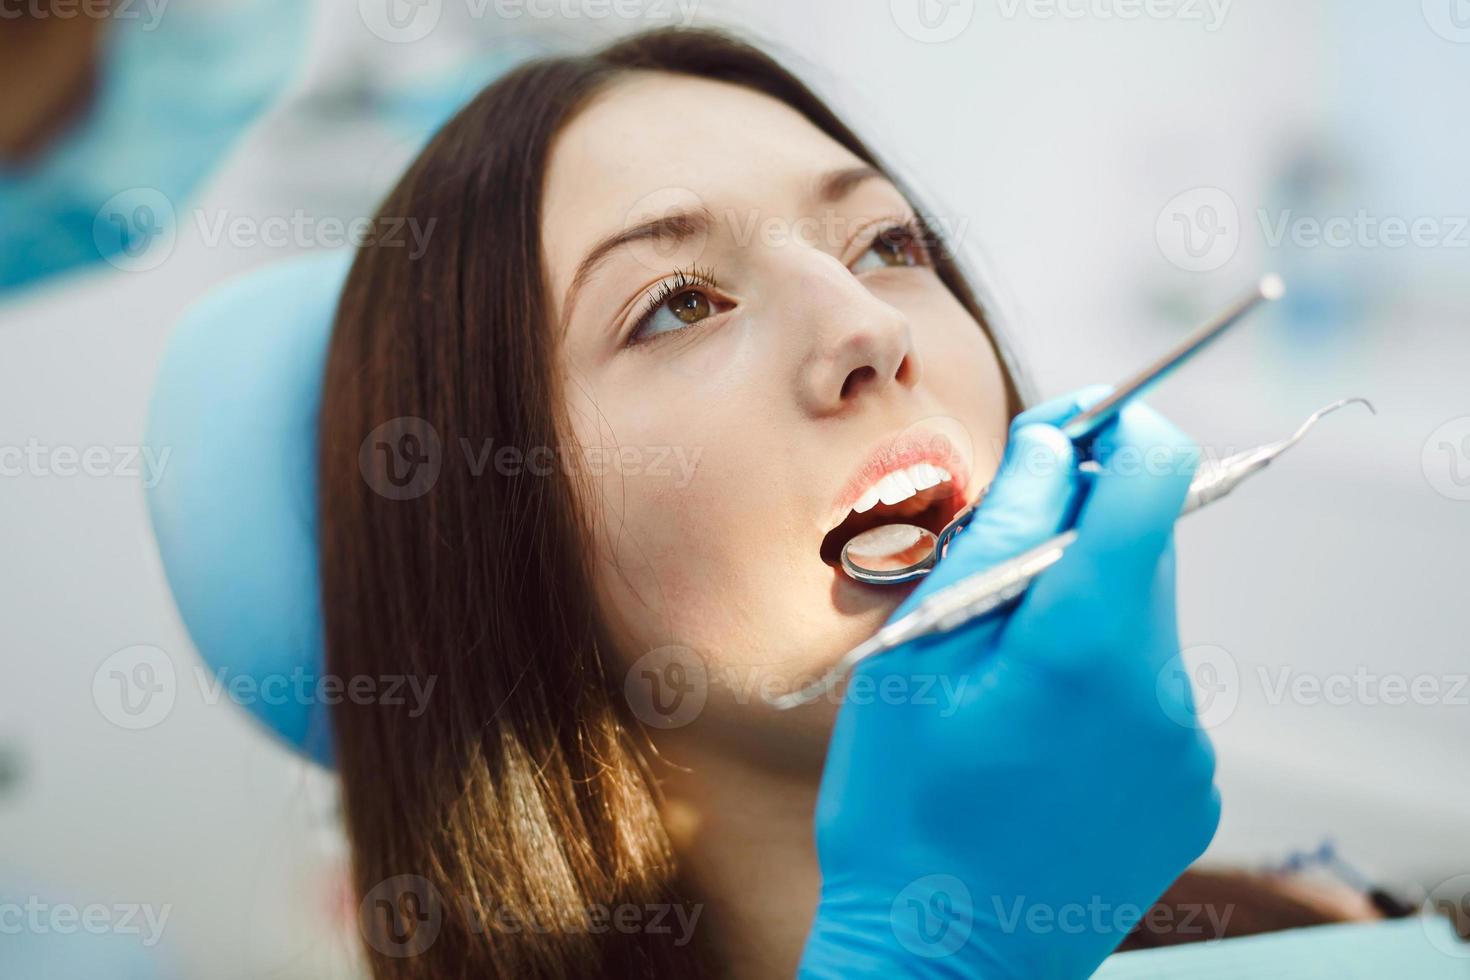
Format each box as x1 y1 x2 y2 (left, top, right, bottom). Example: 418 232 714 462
0 0 1465 975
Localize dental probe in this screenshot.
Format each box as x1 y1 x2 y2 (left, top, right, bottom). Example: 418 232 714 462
841 274 1287 586
771 398 1375 711
1061 273 1285 442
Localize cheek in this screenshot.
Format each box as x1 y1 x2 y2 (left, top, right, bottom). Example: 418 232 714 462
561 380 761 657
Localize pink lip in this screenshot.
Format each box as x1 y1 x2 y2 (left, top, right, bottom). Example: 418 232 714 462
825 426 974 532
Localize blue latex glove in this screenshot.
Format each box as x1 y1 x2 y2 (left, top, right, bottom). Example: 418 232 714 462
800 390 1219 979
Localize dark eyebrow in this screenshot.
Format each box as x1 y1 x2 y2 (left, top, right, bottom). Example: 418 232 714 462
562 208 713 328
560 167 886 330
815 164 885 203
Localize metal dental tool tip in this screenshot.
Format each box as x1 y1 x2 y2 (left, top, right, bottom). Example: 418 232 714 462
1061 274 1286 442
773 396 1373 711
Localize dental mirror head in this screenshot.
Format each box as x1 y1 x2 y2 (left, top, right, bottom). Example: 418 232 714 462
840 504 977 585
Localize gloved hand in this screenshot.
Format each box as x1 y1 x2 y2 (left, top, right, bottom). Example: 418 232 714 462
800 389 1219 979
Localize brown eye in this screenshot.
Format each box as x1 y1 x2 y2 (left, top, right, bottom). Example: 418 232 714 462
631 283 721 344
669 289 711 323
878 227 922 266
853 223 929 274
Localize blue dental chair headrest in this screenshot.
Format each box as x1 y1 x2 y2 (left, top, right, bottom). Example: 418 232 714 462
145 252 351 767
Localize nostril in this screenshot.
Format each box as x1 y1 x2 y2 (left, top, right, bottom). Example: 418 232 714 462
840 365 877 400
895 352 918 387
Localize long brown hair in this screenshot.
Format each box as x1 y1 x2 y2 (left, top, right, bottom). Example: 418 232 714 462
317 26 1358 980
317 27 1014 979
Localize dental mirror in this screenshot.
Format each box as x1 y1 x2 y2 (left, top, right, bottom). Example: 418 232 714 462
838 274 1285 587
839 500 977 583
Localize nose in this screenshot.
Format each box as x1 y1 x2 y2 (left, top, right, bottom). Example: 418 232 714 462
790 255 921 417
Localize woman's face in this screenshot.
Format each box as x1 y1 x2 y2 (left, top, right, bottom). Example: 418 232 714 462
543 73 1010 760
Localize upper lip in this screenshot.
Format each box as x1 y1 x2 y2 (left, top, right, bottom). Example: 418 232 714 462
824 426 974 534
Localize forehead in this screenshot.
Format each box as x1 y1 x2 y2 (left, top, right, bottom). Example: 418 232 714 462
541 72 869 301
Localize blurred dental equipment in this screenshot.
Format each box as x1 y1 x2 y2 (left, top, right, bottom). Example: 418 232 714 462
840 274 1288 585
775 396 1376 710
0 0 309 294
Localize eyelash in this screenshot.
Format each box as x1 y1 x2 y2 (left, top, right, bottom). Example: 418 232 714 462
628 266 722 348
869 217 934 266
623 219 933 349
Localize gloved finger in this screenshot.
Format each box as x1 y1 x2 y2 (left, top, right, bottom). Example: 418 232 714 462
896 422 1080 616
1013 384 1114 429
1024 401 1198 622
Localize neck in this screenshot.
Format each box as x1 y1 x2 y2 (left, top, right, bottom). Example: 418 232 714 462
658 740 823 979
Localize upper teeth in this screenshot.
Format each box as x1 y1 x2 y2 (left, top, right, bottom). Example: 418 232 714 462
853 463 952 515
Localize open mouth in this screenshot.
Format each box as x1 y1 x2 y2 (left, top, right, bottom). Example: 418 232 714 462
820 463 966 569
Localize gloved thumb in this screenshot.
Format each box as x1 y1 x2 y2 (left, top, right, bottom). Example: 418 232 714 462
900 421 1080 607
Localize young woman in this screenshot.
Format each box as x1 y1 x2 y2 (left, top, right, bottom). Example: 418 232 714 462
317 27 1370 979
